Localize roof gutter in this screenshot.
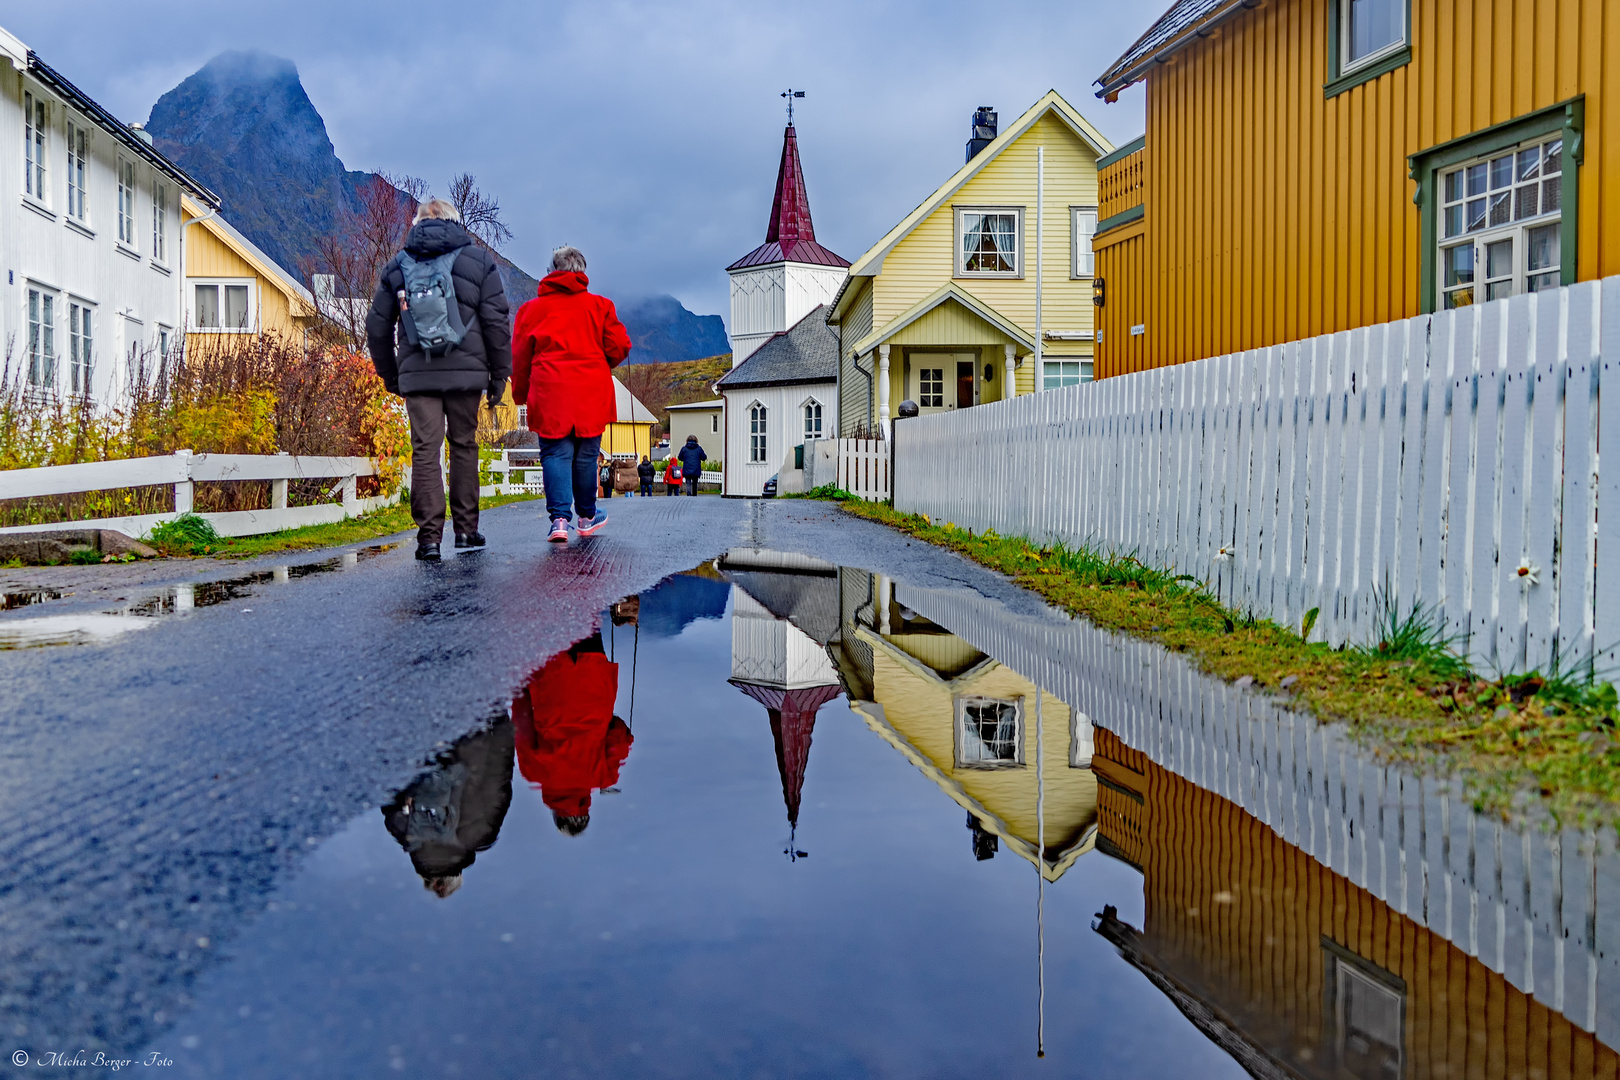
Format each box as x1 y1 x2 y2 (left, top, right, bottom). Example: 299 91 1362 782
28 52 220 207
1093 0 1255 99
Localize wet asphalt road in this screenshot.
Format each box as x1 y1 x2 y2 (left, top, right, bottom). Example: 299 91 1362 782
0 496 1056 1066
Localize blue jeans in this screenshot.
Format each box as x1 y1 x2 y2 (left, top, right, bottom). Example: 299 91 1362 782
540 434 601 523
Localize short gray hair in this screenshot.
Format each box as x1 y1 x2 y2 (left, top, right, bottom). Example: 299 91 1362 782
551 246 587 273
413 198 460 225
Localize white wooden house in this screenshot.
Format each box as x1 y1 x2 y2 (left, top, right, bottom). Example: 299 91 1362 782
716 305 839 497
0 24 217 404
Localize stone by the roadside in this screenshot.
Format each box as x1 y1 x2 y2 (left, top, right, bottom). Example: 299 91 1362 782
1279 675 1299 689
1233 675 1254 689
0 529 158 565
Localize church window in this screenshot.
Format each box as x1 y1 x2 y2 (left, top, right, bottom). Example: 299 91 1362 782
749 403 768 463
803 400 823 440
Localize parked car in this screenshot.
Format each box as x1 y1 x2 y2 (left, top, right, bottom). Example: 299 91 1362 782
762 474 778 499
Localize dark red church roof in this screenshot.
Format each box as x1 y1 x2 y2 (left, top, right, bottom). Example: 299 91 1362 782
726 125 850 272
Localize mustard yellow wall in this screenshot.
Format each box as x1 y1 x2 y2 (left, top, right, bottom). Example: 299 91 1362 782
1093 216 1149 379
184 222 309 345
868 643 1096 861
1102 0 1619 375
602 422 654 459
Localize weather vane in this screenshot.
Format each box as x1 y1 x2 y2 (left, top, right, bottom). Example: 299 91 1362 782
781 88 805 125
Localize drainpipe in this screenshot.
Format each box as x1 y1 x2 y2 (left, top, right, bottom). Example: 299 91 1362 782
852 349 873 436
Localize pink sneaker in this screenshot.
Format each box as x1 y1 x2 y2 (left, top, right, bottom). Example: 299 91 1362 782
547 518 570 543
577 512 609 537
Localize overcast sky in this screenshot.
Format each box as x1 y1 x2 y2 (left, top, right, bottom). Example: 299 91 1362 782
8 1 1158 325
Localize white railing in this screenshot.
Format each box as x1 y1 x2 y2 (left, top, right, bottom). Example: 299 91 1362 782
837 438 890 502
894 277 1620 678
481 450 721 497
0 451 392 539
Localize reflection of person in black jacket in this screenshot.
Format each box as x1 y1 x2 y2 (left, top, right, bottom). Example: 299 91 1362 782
382 719 515 898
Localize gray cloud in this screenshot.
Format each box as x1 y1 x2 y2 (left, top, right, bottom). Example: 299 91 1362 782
10 0 1156 323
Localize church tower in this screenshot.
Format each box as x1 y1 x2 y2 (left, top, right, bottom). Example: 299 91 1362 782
726 122 850 366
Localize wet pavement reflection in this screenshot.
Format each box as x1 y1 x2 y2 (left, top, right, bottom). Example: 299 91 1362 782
10 543 1618 1077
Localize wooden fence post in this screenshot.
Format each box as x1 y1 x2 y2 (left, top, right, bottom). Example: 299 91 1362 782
173 450 194 515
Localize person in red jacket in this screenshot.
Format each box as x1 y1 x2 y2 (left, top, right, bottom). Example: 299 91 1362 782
663 454 682 496
510 246 633 543
511 630 633 835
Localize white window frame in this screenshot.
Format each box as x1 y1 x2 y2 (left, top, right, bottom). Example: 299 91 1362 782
802 398 823 441
117 158 138 249
1340 0 1408 74
954 205 1024 279
152 180 168 263
1071 206 1097 278
916 364 945 411
157 325 172 362
24 91 47 204
954 695 1025 769
1437 135 1565 311
26 285 58 390
1042 358 1093 391
748 402 768 463
65 120 90 223
190 278 257 332
711 414 718 434
68 300 94 398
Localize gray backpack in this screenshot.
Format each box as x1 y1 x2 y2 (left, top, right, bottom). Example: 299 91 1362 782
397 248 469 355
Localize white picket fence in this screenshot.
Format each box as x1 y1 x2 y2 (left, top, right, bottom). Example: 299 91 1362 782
894 277 1620 679
837 438 891 502
0 451 391 539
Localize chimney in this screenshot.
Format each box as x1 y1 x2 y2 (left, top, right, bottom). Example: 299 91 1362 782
965 107 997 162
129 122 153 146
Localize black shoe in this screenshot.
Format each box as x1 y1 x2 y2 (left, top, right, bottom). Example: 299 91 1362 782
454 532 486 549
415 543 441 562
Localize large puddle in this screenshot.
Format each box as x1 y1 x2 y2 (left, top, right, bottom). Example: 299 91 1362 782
8 548 1616 1077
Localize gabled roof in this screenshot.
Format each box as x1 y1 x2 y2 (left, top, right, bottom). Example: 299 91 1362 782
613 378 658 424
182 195 315 314
727 125 850 272
830 90 1113 318
665 398 725 412
1094 0 1246 98
716 305 838 391
850 283 1036 357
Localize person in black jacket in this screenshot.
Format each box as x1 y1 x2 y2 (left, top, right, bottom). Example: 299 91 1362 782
367 199 512 562
636 455 654 497
382 719 516 898
677 435 707 496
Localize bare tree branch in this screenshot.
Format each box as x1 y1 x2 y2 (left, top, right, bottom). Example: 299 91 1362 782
301 173 425 350
449 172 514 251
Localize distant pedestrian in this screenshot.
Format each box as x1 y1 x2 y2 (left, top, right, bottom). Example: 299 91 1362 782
510 246 633 542
637 455 655 497
664 455 682 495
678 435 708 496
367 198 511 562
598 452 614 500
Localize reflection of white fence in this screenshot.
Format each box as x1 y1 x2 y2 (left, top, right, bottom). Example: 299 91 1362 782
895 278 1620 677
894 578 1620 1044
0 451 389 538
837 438 890 502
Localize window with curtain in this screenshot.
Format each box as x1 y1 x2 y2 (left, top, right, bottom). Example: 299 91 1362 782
1438 136 1564 309
955 696 1023 768
193 281 254 330
957 208 1021 276
1071 207 1097 277
749 403 768 463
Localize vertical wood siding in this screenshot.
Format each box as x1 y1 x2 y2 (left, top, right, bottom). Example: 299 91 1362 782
1104 0 1619 375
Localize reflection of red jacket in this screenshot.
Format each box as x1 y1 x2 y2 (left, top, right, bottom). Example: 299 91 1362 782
511 647 632 817
511 271 633 440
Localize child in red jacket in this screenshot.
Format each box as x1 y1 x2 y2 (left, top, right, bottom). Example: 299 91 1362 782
510 631 632 835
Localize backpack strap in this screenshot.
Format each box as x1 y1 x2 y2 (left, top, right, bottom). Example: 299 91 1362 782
431 247 470 347
395 252 422 347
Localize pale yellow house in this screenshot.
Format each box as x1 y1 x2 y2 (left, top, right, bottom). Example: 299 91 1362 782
182 194 317 349
827 92 1113 436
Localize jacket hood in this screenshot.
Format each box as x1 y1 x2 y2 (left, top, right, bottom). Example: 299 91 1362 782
404 218 476 257
539 270 590 295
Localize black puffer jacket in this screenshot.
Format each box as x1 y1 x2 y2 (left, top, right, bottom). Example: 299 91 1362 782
367 219 513 396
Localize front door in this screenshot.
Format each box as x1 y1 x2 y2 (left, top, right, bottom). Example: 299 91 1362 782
956 361 976 409
909 352 977 415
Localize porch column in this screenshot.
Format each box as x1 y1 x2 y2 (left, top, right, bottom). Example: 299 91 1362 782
1004 344 1017 399
878 344 891 440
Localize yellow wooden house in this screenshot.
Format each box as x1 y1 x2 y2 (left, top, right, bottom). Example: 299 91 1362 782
827 92 1114 437
1090 0 1616 377
181 195 317 350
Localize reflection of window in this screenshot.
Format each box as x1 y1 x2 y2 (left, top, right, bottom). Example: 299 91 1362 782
749 403 767 463
1071 207 1097 277
69 302 93 397
1342 0 1406 71
1439 137 1564 308
957 207 1021 277
1324 938 1404 1080
193 281 253 330
804 400 823 440
955 696 1023 768
919 368 944 408
27 287 56 388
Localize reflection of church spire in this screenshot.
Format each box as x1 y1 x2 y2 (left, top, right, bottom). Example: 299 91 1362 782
732 682 842 830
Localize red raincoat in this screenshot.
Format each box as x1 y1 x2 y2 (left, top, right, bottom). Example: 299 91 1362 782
511 271 633 440
511 645 632 818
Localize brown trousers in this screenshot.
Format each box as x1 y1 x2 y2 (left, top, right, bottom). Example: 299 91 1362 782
406 391 482 545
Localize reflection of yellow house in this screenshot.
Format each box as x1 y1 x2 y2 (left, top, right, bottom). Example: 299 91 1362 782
182 195 316 348
843 576 1097 881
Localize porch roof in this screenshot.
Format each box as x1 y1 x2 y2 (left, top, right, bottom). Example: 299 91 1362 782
852 284 1036 357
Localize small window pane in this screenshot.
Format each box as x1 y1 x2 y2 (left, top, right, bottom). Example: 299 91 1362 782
1485 239 1513 280
1466 163 1488 197
224 285 250 328
1444 170 1464 203
1486 281 1514 301
1490 155 1514 189
1542 174 1561 214
1466 199 1487 232
1443 244 1474 287
1528 272 1561 293
1445 287 1475 309
919 368 944 409
1444 204 1464 238
1489 192 1512 227
195 285 220 328
1518 147 1542 183
1346 0 1403 64
1543 139 1563 175
1515 186 1538 221
1527 223 1560 273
